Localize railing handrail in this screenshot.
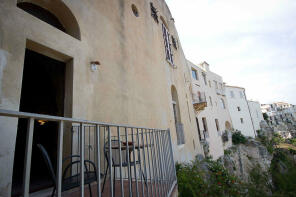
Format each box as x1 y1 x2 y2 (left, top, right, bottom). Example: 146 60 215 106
0 109 164 130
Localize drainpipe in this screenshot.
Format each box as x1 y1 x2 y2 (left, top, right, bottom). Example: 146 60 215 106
244 90 257 137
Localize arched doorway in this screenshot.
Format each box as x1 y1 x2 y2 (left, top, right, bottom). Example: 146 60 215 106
17 0 81 40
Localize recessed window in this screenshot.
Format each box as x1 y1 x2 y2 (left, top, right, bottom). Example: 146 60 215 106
240 118 244 124
150 2 158 23
237 106 241 111
162 23 173 65
220 98 226 109
209 96 213 106
131 4 139 17
171 36 178 50
215 119 220 131
214 80 218 89
192 69 198 80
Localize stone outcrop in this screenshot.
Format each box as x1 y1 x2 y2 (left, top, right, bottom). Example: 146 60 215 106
221 139 272 182
260 120 274 139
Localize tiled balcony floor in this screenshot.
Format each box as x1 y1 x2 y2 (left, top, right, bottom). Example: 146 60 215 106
31 180 173 197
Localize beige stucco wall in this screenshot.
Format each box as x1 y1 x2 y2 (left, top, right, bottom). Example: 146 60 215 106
0 0 203 195
187 60 233 160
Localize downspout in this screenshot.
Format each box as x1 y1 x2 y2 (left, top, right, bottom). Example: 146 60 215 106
244 90 257 137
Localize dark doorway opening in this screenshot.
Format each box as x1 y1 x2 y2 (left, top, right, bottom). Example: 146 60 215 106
12 49 66 196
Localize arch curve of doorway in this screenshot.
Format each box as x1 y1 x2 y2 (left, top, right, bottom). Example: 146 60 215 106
17 0 81 40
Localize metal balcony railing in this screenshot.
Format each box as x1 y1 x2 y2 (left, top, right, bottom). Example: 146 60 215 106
192 92 207 112
0 109 177 197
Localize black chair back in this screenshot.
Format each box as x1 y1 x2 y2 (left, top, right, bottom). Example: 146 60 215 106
37 144 56 185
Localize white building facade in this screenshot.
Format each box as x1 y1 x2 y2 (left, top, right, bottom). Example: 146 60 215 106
188 61 233 159
248 100 264 132
225 86 256 137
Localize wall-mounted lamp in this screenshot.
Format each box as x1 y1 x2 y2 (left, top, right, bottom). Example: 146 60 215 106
90 61 100 71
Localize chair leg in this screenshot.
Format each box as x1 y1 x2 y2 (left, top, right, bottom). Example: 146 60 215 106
140 169 148 187
88 183 92 197
51 186 56 197
101 164 109 193
113 165 116 196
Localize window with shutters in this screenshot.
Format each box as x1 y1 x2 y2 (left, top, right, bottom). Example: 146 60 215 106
162 23 173 65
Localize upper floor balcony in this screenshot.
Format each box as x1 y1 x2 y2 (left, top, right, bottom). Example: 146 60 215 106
192 92 207 112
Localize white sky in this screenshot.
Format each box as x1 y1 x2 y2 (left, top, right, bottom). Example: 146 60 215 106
165 0 296 104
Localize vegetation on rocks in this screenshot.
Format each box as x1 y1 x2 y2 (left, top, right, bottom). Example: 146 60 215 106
177 134 296 197
232 131 247 145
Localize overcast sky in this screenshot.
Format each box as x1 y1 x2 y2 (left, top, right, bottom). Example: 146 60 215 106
165 0 296 104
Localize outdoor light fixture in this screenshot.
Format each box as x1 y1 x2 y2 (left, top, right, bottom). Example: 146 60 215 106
90 61 100 71
38 120 47 126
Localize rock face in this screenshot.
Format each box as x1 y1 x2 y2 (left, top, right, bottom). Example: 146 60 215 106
260 120 274 139
221 139 272 182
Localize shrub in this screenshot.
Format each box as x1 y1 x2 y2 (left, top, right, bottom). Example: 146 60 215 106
224 149 231 155
270 149 296 196
263 113 269 122
176 157 244 197
246 164 271 197
232 131 247 145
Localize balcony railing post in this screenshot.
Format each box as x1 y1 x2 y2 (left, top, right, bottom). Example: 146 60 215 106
163 130 171 194
160 130 168 195
148 129 157 196
143 129 151 197
136 128 145 197
117 126 124 197
155 130 165 196
131 128 139 197
56 120 64 197
80 123 85 197
151 129 160 197
167 129 177 181
96 125 102 197
125 128 132 197
107 126 114 197
22 117 34 197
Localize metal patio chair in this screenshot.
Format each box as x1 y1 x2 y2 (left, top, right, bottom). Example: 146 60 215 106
101 139 147 194
37 144 97 197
